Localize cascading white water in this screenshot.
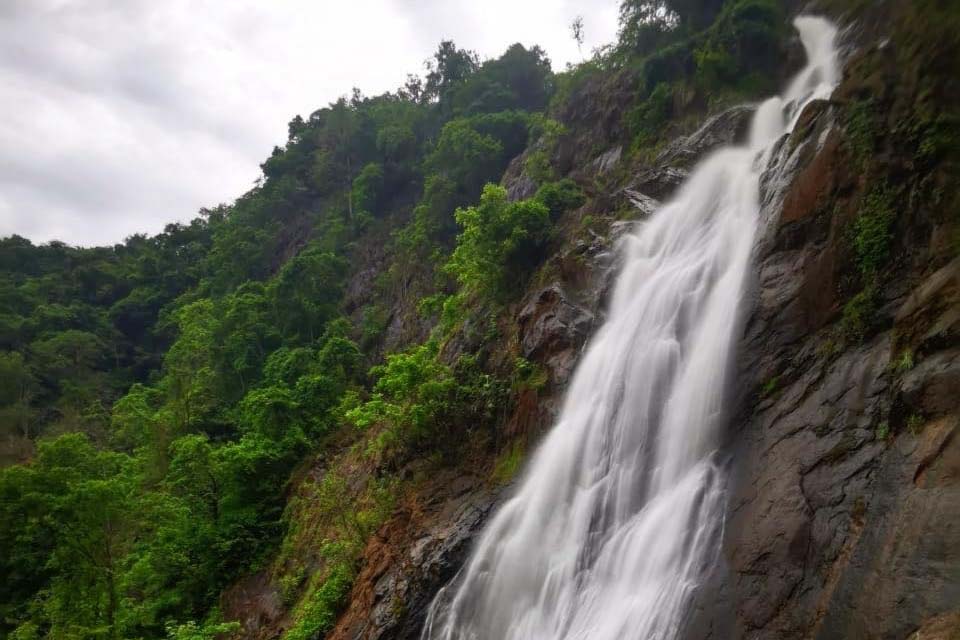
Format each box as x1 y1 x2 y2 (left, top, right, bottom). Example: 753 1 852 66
422 17 838 640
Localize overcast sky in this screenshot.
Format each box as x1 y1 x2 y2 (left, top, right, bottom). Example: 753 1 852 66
0 0 619 247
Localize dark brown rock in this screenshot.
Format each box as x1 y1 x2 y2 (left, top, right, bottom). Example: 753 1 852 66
686 20 960 639
328 473 498 640
626 104 755 202
517 284 594 385
221 571 285 640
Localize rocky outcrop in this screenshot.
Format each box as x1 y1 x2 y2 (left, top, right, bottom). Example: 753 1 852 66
326 84 820 637
328 472 498 640
328 98 768 639
328 227 616 640
628 103 755 200
222 572 285 640
712 235 960 638
685 18 960 639
517 284 594 385
658 104 755 168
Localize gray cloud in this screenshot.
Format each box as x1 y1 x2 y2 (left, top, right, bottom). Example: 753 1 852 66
0 0 618 247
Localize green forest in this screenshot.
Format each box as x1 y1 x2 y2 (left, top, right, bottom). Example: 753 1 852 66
2 0 957 638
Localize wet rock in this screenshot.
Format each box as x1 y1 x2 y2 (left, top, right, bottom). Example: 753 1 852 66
894 257 960 353
328 473 499 640
629 165 690 201
622 189 660 218
501 149 539 202
909 612 960 640
657 104 755 169
517 284 594 385
686 40 960 640
899 349 960 417
590 146 622 175
552 67 642 176
628 104 755 201
505 171 538 202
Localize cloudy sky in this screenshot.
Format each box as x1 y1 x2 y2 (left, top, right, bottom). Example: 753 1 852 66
0 0 619 247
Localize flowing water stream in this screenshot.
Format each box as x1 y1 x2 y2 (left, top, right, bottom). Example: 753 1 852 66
422 17 839 640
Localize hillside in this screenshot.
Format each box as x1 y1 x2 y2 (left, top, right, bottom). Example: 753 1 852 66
1 1 958 639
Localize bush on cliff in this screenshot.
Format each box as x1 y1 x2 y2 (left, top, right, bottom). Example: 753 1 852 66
445 184 552 302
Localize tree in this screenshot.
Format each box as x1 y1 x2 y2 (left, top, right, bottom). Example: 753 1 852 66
30 329 104 376
110 383 163 453
319 98 362 218
425 119 503 200
218 283 280 393
166 435 224 522
351 162 385 215
424 41 480 106
10 435 140 640
269 247 348 343
571 15 585 53
0 351 36 439
450 45 553 115
161 300 220 433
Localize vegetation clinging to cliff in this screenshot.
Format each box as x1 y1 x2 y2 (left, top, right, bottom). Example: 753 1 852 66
6 0 935 638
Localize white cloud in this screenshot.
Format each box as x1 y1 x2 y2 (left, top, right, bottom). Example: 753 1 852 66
0 0 618 246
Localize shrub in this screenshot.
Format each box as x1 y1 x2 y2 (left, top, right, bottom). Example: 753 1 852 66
852 186 896 275
346 342 505 466
523 115 567 183
641 41 693 93
284 560 355 640
347 341 456 463
628 82 674 147
760 376 779 398
535 179 586 220
360 304 390 349
511 357 548 393
875 421 890 441
845 99 878 167
694 44 737 90
416 294 447 320
907 413 925 435
445 184 551 301
438 293 468 337
425 119 503 199
705 0 784 84
893 349 914 373
524 150 554 183
351 163 384 215
841 283 880 342
165 620 240 640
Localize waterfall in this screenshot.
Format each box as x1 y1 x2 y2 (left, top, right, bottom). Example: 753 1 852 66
422 17 839 640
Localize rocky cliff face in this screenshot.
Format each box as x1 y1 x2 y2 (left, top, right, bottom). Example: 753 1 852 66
324 87 768 640
291 4 960 639
687 8 960 637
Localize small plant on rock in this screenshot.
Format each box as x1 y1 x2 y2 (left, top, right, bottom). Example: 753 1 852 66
760 376 779 398
907 413 925 435
841 283 880 342
875 421 890 441
893 349 915 373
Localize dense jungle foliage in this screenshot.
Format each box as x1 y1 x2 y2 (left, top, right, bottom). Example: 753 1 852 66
9 0 955 638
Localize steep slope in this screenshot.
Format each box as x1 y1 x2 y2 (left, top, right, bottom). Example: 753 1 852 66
322 2 960 639
692 2 960 637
